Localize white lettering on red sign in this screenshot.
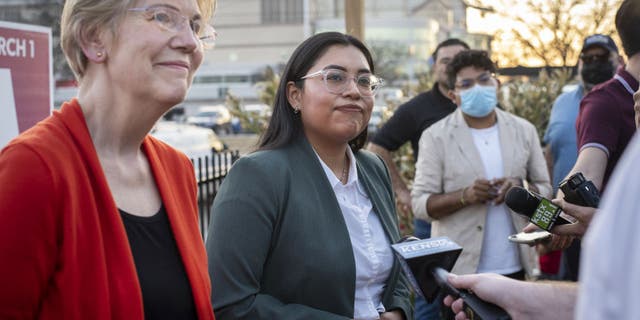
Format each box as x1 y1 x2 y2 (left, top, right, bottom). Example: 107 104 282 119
0 37 35 58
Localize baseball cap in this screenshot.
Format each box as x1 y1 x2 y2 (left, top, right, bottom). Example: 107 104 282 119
581 34 619 53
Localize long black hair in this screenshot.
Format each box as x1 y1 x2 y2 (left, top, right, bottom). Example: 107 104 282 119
258 32 375 152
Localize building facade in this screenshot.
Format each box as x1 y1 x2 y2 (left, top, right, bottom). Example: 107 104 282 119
0 0 491 105
199 0 491 104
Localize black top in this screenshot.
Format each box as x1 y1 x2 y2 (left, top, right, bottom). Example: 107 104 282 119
119 206 197 320
371 85 457 161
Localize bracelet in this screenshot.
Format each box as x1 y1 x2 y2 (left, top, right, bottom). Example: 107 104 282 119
460 187 468 206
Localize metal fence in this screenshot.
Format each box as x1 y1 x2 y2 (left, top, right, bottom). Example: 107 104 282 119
192 150 240 239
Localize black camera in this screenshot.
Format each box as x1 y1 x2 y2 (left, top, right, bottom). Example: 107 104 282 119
558 172 600 208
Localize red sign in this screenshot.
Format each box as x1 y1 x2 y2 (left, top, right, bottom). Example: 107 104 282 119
0 21 52 148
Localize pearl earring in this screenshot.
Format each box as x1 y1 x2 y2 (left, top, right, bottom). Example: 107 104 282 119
96 52 103 58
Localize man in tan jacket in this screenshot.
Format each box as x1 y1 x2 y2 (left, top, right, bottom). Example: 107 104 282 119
411 50 551 278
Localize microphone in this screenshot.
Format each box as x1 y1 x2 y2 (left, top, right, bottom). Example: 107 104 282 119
505 187 573 231
391 236 511 320
558 172 600 207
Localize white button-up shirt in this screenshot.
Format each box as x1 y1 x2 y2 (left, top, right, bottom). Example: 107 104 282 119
316 148 394 320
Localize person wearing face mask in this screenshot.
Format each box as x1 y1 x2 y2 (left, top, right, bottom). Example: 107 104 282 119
545 34 621 194
541 34 622 282
579 37 620 88
411 50 551 289
440 2 640 319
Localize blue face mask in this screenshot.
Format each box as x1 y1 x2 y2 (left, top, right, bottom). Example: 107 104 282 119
459 85 498 118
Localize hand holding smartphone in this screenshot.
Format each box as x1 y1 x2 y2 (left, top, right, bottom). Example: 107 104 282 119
508 230 552 244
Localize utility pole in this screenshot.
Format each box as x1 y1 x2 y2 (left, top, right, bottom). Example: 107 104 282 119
303 0 311 39
344 0 364 40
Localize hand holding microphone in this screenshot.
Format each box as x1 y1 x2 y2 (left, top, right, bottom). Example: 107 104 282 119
505 186 576 249
391 237 511 320
505 187 574 231
442 273 578 320
443 273 522 320
521 222 574 252
507 172 599 238
522 198 596 238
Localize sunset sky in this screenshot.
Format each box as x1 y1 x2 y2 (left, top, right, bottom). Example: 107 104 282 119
464 0 621 67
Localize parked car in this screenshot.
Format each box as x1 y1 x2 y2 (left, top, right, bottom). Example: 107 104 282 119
242 103 272 118
150 121 226 160
238 103 272 133
187 105 233 134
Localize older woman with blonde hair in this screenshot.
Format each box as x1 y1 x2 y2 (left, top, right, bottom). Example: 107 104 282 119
0 0 217 319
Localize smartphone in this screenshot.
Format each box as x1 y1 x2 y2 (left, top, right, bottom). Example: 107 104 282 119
508 230 552 244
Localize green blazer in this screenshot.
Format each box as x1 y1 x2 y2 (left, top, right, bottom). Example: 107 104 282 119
207 136 412 320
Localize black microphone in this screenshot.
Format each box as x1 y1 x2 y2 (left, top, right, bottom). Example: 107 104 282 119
558 172 600 207
391 236 511 320
505 187 573 231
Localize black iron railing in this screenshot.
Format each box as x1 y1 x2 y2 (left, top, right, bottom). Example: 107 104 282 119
192 150 240 239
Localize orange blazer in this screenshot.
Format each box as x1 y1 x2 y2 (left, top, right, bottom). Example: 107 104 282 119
0 99 214 319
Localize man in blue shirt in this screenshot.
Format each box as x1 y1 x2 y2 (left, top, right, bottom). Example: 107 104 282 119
544 34 621 192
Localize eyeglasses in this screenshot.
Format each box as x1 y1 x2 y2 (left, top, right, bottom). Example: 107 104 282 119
300 68 384 97
128 6 217 49
455 72 496 91
580 53 609 64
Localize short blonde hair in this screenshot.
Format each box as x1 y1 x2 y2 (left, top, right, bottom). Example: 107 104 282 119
60 0 216 81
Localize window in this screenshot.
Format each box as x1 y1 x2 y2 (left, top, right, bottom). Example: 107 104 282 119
0 6 21 21
225 75 250 83
262 0 303 24
194 75 222 84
